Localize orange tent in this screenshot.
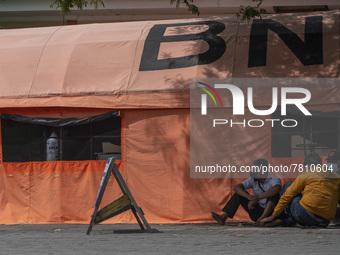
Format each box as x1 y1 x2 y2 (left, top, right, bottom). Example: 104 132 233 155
0 10 339 224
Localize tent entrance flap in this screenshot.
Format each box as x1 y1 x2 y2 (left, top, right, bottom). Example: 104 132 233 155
87 157 152 234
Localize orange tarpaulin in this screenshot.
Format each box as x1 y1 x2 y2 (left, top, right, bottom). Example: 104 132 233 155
0 11 338 108
0 109 254 224
0 11 339 224
0 160 130 223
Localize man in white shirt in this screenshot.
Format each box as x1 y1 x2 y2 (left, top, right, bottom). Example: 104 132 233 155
211 159 282 226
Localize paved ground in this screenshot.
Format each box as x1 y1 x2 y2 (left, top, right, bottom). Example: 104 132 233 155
0 223 339 255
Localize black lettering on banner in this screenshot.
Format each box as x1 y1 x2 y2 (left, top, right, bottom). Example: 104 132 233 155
248 16 323 67
139 21 226 71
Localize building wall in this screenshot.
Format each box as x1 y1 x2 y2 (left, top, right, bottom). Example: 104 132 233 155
0 0 339 29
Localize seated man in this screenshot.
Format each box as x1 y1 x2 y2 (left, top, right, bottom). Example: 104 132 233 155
211 159 282 226
260 152 340 228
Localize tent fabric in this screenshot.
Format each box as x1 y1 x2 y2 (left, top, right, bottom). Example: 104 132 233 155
0 11 339 224
0 107 326 224
0 111 119 127
0 160 129 223
0 107 115 119
0 11 338 109
0 108 261 224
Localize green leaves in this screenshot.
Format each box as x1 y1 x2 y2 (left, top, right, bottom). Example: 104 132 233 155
170 0 199 15
236 0 267 22
50 0 105 15
170 0 266 21
51 0 265 22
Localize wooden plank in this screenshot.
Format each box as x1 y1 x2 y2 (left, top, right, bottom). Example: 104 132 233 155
86 158 114 235
87 157 153 234
94 194 132 224
131 207 145 230
112 163 152 231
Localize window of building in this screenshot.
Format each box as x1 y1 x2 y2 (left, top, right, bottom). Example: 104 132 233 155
271 110 339 158
1 112 121 162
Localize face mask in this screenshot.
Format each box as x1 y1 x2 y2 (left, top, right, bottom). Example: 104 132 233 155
327 163 338 173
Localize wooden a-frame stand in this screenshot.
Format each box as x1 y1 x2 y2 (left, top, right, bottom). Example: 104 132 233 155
87 157 151 234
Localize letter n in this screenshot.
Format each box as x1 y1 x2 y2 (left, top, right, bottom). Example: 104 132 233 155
139 21 226 71
248 16 323 67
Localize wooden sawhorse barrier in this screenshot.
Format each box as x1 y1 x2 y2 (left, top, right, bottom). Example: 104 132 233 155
87 157 152 234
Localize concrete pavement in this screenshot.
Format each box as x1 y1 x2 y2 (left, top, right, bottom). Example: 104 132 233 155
1 223 339 254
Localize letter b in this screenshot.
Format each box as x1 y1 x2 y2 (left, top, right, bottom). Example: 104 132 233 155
139 21 226 71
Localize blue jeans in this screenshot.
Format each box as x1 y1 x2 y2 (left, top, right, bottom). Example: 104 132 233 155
281 181 329 228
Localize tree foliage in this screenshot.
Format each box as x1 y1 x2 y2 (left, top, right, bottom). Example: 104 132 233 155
50 0 265 22
170 0 199 15
50 0 105 15
236 0 266 22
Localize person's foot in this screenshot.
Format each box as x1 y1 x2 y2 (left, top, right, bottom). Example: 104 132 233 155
211 211 227 225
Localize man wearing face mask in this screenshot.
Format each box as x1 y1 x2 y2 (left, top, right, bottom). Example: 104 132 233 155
260 152 340 228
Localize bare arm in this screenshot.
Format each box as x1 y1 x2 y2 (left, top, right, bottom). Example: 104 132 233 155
234 183 259 210
254 185 281 225
258 184 281 200
255 200 276 226
234 183 253 200
260 178 306 226
259 215 276 226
